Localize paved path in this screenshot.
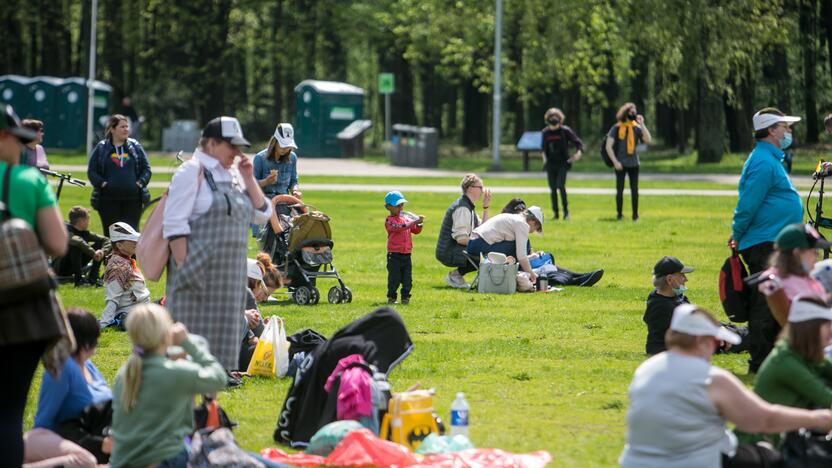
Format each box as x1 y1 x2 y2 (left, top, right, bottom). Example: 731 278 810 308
45 157 819 196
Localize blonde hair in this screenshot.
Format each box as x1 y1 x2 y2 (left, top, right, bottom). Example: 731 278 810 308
119 303 172 412
460 174 482 193
104 114 129 141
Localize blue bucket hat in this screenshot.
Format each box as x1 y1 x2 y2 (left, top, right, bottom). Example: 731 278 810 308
384 191 407 206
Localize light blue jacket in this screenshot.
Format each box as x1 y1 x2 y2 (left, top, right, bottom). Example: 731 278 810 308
253 150 299 196
732 141 802 250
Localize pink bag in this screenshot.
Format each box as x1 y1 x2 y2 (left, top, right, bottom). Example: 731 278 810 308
137 165 203 281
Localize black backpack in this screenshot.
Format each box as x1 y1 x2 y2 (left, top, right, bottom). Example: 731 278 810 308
599 134 614 168
719 247 750 322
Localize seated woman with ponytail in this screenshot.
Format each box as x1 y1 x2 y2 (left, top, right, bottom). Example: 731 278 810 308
109 304 227 468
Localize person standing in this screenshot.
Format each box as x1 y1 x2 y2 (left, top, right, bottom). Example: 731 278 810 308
163 116 272 371
435 174 491 289
540 108 583 220
0 104 70 467
21 119 49 169
384 191 424 305
605 102 652 221
732 107 803 373
87 114 152 232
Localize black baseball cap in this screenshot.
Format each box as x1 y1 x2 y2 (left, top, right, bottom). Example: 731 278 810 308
201 116 250 147
653 256 694 276
0 104 37 144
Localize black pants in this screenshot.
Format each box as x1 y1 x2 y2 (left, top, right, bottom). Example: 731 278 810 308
722 442 782 467
546 165 569 217
740 241 779 373
387 252 412 300
0 340 48 467
97 198 143 232
615 166 639 218
55 241 105 284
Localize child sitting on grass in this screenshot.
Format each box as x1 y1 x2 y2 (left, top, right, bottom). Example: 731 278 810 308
384 191 424 305
101 222 150 329
109 303 227 468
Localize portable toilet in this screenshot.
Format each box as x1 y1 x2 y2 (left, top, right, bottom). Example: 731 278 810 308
56 78 112 149
27 77 64 147
0 75 34 121
294 80 365 157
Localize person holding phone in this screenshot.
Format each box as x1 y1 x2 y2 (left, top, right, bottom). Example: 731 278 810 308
605 102 652 221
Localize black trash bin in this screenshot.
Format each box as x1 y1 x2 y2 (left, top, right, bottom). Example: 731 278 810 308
391 124 437 168
336 119 372 158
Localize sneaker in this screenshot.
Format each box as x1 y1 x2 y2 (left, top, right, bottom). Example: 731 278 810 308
563 211 570 221
616 214 623 221
633 215 639 222
578 269 604 287
445 271 469 289
401 298 410 305
387 297 397 304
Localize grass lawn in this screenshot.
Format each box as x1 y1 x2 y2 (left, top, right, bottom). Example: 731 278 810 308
31 182 750 466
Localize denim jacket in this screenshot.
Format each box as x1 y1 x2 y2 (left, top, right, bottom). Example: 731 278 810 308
253 150 299 196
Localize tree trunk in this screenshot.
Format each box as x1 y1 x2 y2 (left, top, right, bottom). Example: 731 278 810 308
724 72 754 153
271 0 284 123
377 47 416 125
39 0 71 76
462 80 488 149
0 0 26 75
446 85 458 138
801 0 820 142
696 80 725 163
419 61 444 132
631 53 649 114
74 0 90 76
102 0 125 99
823 0 832 90
600 51 619 133
773 45 791 112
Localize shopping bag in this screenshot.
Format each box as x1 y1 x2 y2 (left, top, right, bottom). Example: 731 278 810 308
247 315 290 377
477 262 518 294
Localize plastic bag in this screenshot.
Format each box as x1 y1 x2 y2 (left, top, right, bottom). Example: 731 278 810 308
306 420 364 456
516 272 534 292
415 433 475 455
247 315 290 377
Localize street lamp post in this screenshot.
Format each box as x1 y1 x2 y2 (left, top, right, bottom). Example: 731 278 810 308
490 0 503 171
85 0 98 155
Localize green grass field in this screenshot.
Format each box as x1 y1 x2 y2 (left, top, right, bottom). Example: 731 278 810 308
30 180 752 466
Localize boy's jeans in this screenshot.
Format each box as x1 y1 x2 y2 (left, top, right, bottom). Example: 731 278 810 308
387 252 412 300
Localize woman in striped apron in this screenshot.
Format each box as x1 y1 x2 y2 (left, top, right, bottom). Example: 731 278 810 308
163 116 272 371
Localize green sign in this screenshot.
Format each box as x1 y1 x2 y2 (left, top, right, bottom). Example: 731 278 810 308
379 73 395 94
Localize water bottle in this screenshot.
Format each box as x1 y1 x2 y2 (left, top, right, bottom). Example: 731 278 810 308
450 392 469 437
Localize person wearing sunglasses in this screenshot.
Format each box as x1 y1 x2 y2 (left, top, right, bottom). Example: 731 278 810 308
20 119 50 169
436 174 491 289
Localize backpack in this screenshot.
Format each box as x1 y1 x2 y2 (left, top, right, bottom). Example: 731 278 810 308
136 163 203 281
719 247 750 323
380 389 439 451
599 135 614 168
0 166 55 304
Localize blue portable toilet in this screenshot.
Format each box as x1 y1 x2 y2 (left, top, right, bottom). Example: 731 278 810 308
56 78 112 148
0 75 34 121
295 80 365 157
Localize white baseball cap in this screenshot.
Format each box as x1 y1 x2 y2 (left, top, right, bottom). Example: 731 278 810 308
788 297 832 323
811 259 832 294
246 258 266 289
274 123 297 150
670 304 741 344
201 116 251 147
752 110 801 131
527 206 544 232
109 222 140 243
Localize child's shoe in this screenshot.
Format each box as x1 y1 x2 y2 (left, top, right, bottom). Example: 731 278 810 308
387 297 397 305
401 298 410 305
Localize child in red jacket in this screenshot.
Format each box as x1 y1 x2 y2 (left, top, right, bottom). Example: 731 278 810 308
385 191 424 304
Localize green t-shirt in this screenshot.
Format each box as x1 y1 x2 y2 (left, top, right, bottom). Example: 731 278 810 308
0 162 57 230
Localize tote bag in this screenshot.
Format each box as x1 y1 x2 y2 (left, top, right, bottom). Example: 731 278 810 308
477 262 519 294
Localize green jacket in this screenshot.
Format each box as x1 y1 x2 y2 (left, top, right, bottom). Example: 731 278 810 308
109 335 227 467
738 340 832 446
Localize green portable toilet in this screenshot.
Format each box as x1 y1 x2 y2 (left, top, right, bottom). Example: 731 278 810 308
56 78 112 149
295 80 365 157
28 76 63 148
0 75 34 121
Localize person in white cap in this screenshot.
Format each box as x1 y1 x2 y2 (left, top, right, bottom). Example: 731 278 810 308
163 116 272 371
740 296 832 448
253 122 301 200
732 107 803 374
621 303 832 468
467 206 544 283
100 222 150 329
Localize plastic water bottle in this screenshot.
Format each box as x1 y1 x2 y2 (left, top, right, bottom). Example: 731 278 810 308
450 392 469 437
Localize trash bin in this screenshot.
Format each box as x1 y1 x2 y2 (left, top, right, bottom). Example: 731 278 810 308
162 120 200 152
391 125 438 168
295 80 365 157
336 119 372 158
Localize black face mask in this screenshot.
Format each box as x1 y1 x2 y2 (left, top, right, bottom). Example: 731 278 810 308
547 118 560 126
627 112 637 121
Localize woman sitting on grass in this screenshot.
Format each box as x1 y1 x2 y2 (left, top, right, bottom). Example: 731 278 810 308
740 297 832 447
110 303 227 468
101 222 150 329
466 206 545 284
24 308 112 467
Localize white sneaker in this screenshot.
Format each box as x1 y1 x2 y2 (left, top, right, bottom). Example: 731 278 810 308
445 271 469 289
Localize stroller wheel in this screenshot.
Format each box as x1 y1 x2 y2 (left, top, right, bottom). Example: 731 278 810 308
328 286 343 304
294 286 311 305
342 287 353 303
309 287 320 305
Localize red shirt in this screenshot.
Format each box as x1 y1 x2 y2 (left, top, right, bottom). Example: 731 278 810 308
385 214 422 253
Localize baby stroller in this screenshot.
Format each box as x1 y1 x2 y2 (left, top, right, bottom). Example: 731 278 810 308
258 196 352 306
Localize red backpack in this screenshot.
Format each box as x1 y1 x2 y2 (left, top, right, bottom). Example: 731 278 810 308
719 247 750 322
